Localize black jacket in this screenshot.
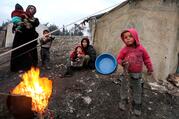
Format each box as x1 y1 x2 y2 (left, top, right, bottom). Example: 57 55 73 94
84 45 96 69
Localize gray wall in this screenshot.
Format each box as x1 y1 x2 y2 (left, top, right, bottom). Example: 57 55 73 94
0 30 6 47
93 0 179 80
5 23 14 47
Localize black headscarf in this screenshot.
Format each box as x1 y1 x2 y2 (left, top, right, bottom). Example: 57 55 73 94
26 5 36 18
81 37 90 49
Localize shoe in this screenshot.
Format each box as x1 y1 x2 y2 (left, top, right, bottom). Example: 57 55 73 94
59 69 73 78
42 64 51 70
133 104 142 116
134 109 141 116
18 70 24 78
64 73 73 77
119 102 126 111
59 73 72 78
119 99 127 111
45 66 51 70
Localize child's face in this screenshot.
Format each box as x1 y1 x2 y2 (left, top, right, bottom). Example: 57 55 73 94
82 40 88 48
122 32 135 46
77 47 82 54
43 31 49 37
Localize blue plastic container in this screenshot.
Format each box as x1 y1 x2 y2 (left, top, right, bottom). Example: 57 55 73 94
95 53 117 75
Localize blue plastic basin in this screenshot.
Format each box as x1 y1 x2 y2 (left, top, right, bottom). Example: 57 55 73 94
95 53 117 75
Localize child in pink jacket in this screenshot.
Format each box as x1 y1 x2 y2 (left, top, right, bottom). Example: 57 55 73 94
117 28 153 116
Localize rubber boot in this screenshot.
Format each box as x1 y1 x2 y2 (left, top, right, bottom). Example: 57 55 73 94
133 103 141 116
119 99 127 111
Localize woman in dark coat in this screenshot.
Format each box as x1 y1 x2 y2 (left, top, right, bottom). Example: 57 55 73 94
10 5 39 72
61 37 96 77
81 37 96 69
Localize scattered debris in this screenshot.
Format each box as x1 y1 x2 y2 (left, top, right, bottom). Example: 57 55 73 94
148 107 152 111
148 82 167 92
167 74 179 88
82 96 92 105
86 89 92 93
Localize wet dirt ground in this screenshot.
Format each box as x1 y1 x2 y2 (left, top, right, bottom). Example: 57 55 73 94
0 47 179 119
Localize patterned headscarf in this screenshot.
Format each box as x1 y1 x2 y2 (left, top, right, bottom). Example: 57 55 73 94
26 5 36 18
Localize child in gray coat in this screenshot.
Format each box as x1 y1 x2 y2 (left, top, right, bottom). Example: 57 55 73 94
40 29 55 70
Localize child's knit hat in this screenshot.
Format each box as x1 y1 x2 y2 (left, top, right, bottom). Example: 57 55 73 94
15 3 24 11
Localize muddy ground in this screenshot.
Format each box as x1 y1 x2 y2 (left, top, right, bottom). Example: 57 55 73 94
0 46 179 119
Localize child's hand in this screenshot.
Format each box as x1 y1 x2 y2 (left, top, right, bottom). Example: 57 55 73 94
121 61 129 67
77 54 83 58
77 54 81 57
17 22 24 26
23 14 28 19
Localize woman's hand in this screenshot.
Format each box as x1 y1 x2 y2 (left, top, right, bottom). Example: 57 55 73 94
121 61 129 67
17 22 25 26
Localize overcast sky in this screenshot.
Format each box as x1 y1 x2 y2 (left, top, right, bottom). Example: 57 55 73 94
0 0 125 27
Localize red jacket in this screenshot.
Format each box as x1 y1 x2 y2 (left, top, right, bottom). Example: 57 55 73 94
117 28 153 73
11 10 26 18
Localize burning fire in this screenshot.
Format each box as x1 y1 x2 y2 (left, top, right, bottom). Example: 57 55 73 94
11 67 52 113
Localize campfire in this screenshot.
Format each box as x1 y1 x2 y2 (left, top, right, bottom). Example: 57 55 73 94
11 67 52 114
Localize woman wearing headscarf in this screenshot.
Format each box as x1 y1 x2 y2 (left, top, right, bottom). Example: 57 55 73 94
81 37 96 69
60 38 96 77
10 4 39 73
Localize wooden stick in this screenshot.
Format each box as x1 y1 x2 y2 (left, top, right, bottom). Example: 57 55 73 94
123 63 132 119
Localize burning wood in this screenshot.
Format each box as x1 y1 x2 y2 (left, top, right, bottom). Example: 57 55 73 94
10 67 52 114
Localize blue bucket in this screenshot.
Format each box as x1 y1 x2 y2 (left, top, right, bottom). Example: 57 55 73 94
95 53 117 75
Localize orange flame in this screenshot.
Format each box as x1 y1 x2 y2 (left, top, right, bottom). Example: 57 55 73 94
11 67 52 113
